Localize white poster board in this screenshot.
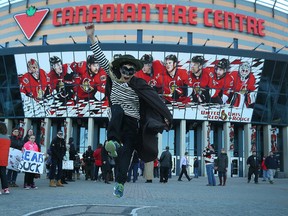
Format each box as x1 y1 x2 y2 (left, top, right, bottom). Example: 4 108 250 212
7 148 23 171
19 150 45 174
62 160 74 170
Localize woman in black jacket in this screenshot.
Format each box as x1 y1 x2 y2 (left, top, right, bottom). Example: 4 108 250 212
215 148 228 186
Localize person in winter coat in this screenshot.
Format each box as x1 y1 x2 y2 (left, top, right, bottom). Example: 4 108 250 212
203 144 216 186
261 156 268 181
247 151 261 184
93 144 103 181
7 128 22 187
23 135 40 189
49 130 66 187
215 148 228 186
193 157 199 178
85 23 172 198
265 151 278 184
83 145 94 180
67 137 77 181
159 146 172 183
0 122 11 194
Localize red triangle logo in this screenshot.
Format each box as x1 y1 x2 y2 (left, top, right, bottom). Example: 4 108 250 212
14 6 50 41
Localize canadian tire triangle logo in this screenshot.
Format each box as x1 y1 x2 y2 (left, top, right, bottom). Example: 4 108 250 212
14 6 49 41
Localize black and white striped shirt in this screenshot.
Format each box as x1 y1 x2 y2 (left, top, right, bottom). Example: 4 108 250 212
90 42 140 120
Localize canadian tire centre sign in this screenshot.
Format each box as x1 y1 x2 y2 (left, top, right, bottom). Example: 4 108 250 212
14 4 266 40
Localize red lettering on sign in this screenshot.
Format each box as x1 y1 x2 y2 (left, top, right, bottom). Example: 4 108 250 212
88 5 101 23
103 4 115 22
123 4 136 22
235 14 245 32
75 6 87 24
214 10 223 29
188 7 197 25
203 8 213 27
156 4 166 23
138 4 150 22
62 7 74 25
224 11 235 30
174 5 186 24
247 16 258 35
53 8 61 26
258 19 265 36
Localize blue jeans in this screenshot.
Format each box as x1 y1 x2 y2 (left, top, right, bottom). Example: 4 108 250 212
206 164 216 186
262 170 268 180
194 167 199 178
127 162 139 182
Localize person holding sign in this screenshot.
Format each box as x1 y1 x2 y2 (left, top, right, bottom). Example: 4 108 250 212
23 135 40 189
0 122 11 194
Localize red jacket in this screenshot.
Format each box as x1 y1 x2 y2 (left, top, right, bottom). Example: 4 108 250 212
0 134 11 166
93 148 102 166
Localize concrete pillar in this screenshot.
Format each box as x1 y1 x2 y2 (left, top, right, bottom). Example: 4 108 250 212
87 118 95 147
201 121 209 176
44 118 52 153
243 124 252 177
4 119 13 134
283 126 288 177
24 118 32 135
65 118 73 144
65 118 73 159
223 122 232 178
158 133 163 158
263 125 272 156
179 120 186 158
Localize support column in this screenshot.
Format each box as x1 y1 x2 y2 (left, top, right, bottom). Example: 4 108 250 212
283 127 288 177
44 118 52 152
158 133 163 158
65 118 73 144
201 121 209 176
244 124 252 177
4 119 13 134
64 118 73 159
24 118 32 135
263 125 271 156
223 122 232 178
87 118 95 148
179 120 186 157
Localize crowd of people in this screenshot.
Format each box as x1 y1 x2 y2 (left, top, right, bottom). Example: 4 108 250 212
0 120 280 197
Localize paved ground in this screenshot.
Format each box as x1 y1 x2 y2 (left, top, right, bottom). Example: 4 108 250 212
1 173 288 216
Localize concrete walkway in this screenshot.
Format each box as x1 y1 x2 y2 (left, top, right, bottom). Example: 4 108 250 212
1 173 287 216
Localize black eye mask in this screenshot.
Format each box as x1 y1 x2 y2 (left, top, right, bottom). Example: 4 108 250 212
120 66 136 76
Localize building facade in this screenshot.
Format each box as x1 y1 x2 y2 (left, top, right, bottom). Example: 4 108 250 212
0 0 287 177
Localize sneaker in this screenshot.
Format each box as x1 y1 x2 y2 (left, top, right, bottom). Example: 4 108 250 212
113 183 124 198
31 185 38 189
24 185 31 190
3 188 10 194
105 140 120 157
269 180 274 184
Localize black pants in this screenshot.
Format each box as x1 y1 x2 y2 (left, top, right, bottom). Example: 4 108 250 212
178 165 190 180
109 112 139 185
24 172 35 186
248 167 259 183
0 166 8 189
160 166 169 183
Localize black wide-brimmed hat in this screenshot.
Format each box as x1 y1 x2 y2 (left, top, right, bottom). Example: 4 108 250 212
112 54 143 71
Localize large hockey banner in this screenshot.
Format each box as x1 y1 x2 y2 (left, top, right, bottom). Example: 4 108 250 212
14 51 263 123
